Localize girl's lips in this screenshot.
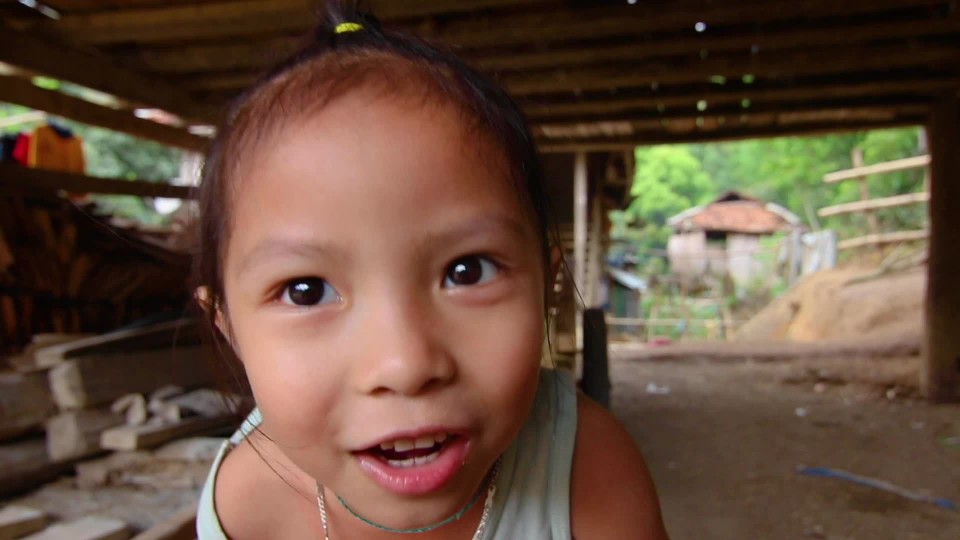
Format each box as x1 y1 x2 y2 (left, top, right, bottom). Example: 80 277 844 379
355 436 469 495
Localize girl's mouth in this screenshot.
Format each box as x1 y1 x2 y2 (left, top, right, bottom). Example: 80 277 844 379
354 432 470 495
372 432 453 468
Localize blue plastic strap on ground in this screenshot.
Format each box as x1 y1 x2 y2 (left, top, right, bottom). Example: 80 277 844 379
799 466 958 511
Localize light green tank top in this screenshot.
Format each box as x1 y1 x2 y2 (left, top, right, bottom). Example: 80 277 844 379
196 368 578 539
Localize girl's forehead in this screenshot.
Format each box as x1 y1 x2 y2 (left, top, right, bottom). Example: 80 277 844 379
223 91 532 261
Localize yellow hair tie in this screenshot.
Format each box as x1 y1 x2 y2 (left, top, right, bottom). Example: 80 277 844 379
335 22 363 34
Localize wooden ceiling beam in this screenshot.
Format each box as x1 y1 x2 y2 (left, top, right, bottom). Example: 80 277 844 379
436 0 951 49
523 77 960 120
532 98 931 129
0 162 194 199
535 115 926 152
502 44 960 96
182 42 960 95
474 18 960 72
132 38 299 74
40 0 558 45
0 75 209 152
129 15 960 75
0 26 213 123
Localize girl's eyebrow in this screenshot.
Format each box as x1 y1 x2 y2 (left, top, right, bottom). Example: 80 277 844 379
422 214 530 248
235 239 345 278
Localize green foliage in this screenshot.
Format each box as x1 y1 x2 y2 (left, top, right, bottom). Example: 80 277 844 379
617 145 714 259
627 145 714 224
616 127 925 264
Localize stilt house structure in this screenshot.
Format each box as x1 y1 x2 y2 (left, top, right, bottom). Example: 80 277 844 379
0 0 957 401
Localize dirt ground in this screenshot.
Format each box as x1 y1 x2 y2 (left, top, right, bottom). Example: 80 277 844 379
609 350 960 540
7 349 958 539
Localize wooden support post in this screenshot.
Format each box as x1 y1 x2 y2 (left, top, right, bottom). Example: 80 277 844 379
573 151 588 376
587 193 603 308
923 91 960 402
581 308 610 408
851 148 882 237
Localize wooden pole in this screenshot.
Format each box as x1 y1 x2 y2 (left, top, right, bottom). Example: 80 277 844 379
852 148 882 236
586 192 603 307
923 91 960 402
573 151 588 376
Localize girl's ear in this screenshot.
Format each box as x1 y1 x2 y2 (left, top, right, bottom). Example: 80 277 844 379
194 286 231 343
550 245 563 280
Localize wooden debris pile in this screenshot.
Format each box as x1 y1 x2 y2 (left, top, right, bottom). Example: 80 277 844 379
0 190 191 353
0 319 241 501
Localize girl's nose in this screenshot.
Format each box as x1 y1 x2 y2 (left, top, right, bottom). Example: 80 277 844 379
352 298 456 397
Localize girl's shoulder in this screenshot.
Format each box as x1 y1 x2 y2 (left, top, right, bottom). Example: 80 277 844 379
206 433 320 540
570 395 669 539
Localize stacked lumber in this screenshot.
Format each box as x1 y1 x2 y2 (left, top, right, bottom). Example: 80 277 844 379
0 507 130 540
0 189 191 353
0 319 228 498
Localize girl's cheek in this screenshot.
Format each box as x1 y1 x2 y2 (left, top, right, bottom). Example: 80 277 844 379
231 316 344 447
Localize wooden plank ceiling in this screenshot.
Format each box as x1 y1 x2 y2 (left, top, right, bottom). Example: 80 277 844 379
1 0 958 150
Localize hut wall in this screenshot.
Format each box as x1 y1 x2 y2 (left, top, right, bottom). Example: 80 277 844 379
667 231 706 277
726 233 764 286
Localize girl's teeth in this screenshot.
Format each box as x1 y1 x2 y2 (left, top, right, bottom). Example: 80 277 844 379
393 439 414 452
387 452 440 469
378 433 450 452
414 436 435 449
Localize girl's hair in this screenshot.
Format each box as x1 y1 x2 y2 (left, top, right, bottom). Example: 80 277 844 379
193 1 559 394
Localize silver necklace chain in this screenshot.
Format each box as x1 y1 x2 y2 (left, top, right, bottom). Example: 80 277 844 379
316 460 500 540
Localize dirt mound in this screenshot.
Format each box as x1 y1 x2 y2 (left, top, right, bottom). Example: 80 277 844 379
735 266 925 343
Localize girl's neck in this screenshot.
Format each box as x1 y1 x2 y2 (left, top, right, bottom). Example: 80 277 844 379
322 486 489 540
248 432 493 539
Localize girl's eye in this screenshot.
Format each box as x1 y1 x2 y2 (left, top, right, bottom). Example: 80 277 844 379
280 278 340 307
443 256 499 288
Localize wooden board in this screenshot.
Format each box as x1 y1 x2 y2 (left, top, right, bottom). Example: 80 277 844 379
0 75 209 152
101 416 232 451
0 506 46 540
0 27 212 123
0 372 55 442
21 516 129 540
824 155 931 183
818 191 929 217
74 452 152 490
0 164 195 202
837 229 928 250
34 320 200 369
45 409 124 462
9 334 93 373
129 505 196 540
48 346 213 410
0 438 72 498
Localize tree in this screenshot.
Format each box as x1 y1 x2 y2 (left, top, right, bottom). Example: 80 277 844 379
627 145 714 225
622 145 714 252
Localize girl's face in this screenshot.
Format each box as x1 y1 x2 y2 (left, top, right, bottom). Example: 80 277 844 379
220 89 545 527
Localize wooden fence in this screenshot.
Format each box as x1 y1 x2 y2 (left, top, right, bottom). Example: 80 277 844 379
819 151 929 250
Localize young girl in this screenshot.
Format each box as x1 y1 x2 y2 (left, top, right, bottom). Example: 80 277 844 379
193 4 667 539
